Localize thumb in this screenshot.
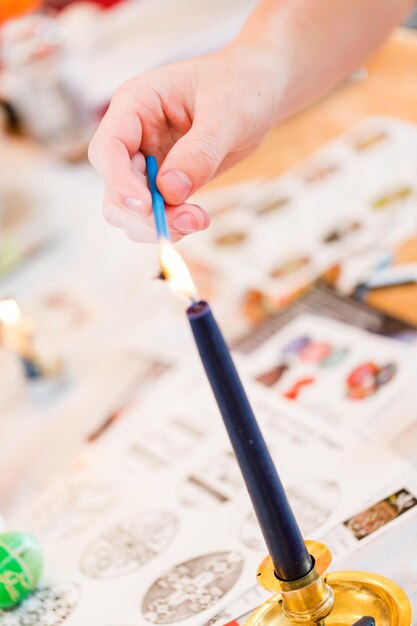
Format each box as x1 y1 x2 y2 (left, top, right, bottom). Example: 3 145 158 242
158 120 233 204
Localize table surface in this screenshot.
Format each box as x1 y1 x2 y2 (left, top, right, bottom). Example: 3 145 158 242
207 27 417 326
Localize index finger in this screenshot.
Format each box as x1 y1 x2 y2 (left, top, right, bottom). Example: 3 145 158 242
88 88 152 214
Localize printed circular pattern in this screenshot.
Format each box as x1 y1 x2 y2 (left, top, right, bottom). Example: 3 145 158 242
32 477 114 540
80 512 178 579
241 480 340 551
0 583 80 626
142 551 243 624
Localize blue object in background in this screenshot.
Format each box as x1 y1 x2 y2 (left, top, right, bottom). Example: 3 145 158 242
146 155 169 240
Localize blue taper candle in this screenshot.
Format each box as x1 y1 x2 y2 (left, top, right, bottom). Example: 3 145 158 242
146 155 170 240
187 300 313 581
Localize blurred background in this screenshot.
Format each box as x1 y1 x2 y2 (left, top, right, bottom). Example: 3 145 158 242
1 0 416 161
0 0 259 160
0 0 417 554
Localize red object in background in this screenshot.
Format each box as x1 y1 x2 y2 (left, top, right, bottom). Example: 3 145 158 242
89 0 125 6
42 0 125 10
283 376 316 400
0 0 41 21
346 362 379 400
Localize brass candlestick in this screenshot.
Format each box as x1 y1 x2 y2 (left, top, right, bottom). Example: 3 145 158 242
246 540 411 626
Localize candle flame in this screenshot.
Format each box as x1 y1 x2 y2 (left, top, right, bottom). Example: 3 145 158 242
0 299 22 326
159 239 199 302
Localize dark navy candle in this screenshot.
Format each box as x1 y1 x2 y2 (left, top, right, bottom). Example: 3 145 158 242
187 301 313 581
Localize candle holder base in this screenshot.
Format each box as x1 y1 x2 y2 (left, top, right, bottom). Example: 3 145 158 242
245 569 411 626
246 541 411 626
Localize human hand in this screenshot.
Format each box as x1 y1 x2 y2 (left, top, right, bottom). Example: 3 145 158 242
88 44 280 242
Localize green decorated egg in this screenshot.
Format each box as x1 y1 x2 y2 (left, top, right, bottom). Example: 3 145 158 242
0 532 43 609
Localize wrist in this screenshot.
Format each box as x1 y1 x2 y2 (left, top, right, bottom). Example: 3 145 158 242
223 37 289 125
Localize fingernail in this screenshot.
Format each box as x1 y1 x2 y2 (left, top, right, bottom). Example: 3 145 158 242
160 169 192 200
172 212 198 233
125 196 146 215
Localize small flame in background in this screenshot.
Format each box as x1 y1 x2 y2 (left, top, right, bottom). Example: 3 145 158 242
0 298 34 356
0 299 22 326
159 239 199 303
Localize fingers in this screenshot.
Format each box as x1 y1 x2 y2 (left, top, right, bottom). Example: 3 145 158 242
157 115 235 205
103 193 210 243
88 87 153 216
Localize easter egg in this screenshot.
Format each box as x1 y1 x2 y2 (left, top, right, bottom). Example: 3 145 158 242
299 342 332 364
346 362 379 399
321 347 349 369
0 533 42 609
256 363 288 387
